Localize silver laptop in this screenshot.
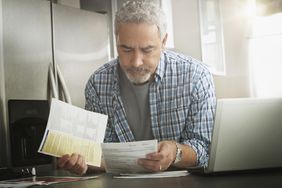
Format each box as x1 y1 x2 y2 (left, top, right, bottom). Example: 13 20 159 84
188 97 282 174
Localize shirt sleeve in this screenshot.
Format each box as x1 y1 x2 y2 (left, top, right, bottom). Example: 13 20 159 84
84 75 119 143
183 70 216 166
84 77 103 113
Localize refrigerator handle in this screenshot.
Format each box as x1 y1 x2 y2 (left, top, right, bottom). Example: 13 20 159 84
56 63 72 104
48 63 59 99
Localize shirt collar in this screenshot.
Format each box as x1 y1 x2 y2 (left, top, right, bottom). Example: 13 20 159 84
154 51 166 83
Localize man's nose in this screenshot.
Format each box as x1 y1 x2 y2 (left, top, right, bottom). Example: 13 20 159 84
132 51 143 67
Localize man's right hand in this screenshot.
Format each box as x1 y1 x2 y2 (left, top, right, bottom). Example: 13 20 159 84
57 153 88 175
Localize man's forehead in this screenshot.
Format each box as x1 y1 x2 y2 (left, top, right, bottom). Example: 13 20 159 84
116 23 160 35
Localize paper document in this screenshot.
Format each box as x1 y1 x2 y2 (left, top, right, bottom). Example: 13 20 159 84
38 98 108 167
0 175 98 187
115 170 189 179
101 140 158 174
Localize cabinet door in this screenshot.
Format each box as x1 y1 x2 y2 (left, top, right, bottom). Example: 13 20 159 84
2 0 52 100
52 3 109 108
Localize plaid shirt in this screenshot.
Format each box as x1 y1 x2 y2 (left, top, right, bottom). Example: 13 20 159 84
85 50 216 166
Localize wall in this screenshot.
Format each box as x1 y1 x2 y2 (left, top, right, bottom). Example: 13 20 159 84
214 0 251 98
171 0 202 59
171 0 251 98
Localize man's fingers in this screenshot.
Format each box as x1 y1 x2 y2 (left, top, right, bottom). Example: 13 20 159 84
138 158 162 172
56 153 88 175
63 153 79 170
139 141 176 172
57 154 70 168
70 154 87 175
146 152 163 160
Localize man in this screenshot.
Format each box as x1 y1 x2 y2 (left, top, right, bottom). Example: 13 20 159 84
57 1 216 175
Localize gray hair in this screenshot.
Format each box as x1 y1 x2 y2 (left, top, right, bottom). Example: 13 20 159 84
114 0 167 39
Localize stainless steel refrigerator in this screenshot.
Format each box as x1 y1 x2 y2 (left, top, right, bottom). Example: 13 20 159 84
0 0 110 170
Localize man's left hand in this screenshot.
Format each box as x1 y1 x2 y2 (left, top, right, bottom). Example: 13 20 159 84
137 141 177 172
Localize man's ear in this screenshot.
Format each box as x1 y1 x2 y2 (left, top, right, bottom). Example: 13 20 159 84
161 33 168 50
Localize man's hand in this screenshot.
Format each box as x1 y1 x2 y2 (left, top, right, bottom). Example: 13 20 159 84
57 153 88 175
137 141 177 172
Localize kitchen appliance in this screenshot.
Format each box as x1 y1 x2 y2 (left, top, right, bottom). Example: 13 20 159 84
8 100 52 167
0 0 109 170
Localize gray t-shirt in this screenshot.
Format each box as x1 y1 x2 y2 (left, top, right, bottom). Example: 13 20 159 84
118 67 154 140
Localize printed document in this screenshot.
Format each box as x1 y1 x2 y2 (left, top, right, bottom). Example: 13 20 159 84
101 140 158 174
38 98 108 167
0 175 98 187
115 170 189 178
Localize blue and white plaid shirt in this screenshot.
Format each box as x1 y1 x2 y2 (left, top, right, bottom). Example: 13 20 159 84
85 50 216 166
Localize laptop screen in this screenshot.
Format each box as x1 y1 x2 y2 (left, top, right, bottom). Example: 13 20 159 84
207 97 282 173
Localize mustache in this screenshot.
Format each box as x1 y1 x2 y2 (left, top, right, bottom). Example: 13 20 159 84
126 67 150 73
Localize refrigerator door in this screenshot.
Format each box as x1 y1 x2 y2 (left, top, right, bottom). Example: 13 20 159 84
3 0 52 100
1 0 52 167
52 3 110 108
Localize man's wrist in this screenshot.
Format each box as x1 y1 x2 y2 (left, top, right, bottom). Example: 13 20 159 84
173 142 182 164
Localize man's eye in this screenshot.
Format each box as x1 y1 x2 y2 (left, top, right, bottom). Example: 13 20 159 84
143 49 153 53
123 49 132 53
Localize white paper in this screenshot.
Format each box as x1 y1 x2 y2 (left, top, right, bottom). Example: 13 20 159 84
101 140 158 174
0 181 41 188
0 176 98 187
38 98 108 166
114 170 190 179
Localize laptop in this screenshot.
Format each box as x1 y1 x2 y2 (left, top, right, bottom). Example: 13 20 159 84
188 97 282 174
